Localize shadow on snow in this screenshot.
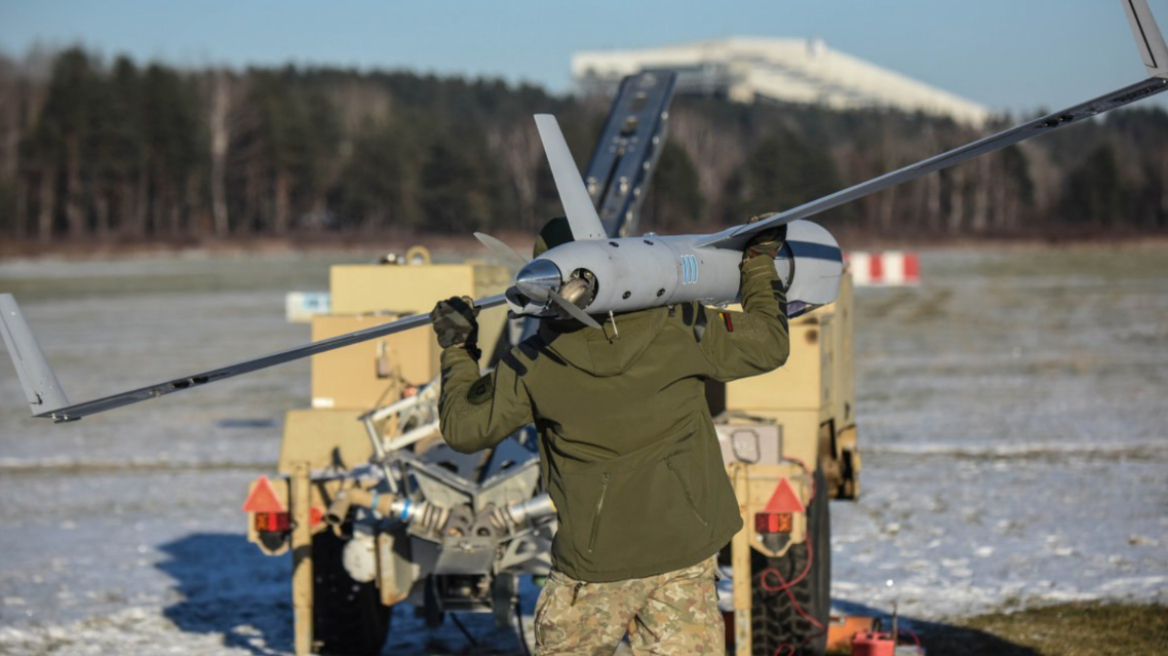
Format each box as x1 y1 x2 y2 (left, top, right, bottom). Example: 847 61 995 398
157 533 293 656
155 532 533 656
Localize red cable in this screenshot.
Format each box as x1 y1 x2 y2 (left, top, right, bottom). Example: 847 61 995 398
759 528 813 594
768 536 825 631
898 628 923 655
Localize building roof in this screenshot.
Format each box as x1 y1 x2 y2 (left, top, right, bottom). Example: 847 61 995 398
572 37 991 127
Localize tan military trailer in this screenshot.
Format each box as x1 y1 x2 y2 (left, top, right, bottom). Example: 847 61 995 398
243 252 522 655
241 249 859 656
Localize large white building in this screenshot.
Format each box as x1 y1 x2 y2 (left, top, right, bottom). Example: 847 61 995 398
573 37 991 127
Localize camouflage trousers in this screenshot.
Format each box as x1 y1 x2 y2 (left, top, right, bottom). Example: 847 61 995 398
534 557 725 656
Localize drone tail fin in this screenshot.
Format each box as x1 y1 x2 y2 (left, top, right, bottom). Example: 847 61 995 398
534 114 607 241
1122 0 1168 78
0 294 71 416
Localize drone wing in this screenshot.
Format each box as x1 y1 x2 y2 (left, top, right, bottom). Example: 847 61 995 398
698 0 1168 250
0 292 507 422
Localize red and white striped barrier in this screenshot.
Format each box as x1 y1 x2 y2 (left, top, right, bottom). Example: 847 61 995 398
845 251 920 286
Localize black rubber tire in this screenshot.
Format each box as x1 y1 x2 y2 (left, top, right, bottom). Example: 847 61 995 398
422 576 446 629
312 530 392 656
750 469 831 656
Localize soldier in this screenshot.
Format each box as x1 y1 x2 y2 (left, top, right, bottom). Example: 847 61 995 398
431 218 789 655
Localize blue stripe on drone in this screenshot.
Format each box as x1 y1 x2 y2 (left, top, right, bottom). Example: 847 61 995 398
787 241 842 262
681 255 698 284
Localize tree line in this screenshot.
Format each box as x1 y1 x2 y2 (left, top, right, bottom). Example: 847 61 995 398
1 47 1167 244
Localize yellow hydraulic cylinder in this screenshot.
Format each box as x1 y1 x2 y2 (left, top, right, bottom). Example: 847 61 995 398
290 462 313 656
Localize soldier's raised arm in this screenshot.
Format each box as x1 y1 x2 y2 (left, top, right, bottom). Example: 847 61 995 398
695 224 790 382
431 297 534 453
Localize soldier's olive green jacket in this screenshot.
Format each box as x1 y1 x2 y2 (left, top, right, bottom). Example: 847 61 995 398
439 254 790 582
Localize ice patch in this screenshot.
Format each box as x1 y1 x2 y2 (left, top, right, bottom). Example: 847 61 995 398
1098 576 1168 593
0 607 258 656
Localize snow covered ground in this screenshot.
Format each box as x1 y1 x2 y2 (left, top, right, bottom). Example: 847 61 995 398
1 247 1165 655
832 247 1168 619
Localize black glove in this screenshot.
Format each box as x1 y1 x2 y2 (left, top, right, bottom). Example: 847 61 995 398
743 213 787 261
430 296 481 358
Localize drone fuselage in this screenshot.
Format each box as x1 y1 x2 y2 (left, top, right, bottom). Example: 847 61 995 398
508 219 844 319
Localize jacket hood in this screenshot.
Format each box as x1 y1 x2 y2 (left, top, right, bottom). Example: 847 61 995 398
540 306 668 378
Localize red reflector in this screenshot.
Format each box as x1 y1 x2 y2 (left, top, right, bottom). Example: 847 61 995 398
255 511 290 532
242 475 286 513
764 477 806 514
309 507 324 527
755 512 793 534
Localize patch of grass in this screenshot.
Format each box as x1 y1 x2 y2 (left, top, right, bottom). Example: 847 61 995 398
919 602 1168 656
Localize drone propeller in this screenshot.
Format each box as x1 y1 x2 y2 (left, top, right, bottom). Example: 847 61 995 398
475 232 602 329
548 290 604 330
473 232 530 271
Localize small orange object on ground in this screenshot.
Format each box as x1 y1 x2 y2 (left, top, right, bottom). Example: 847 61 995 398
851 631 896 656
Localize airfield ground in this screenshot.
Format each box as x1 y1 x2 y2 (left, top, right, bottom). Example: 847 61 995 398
0 246 1165 656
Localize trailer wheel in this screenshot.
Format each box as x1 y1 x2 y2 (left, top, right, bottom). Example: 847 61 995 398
750 469 830 656
312 529 392 656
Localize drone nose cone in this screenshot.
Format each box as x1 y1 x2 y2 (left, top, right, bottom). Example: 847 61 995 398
515 259 562 302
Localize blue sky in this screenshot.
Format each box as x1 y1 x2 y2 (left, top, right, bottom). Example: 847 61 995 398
2 0 1167 114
